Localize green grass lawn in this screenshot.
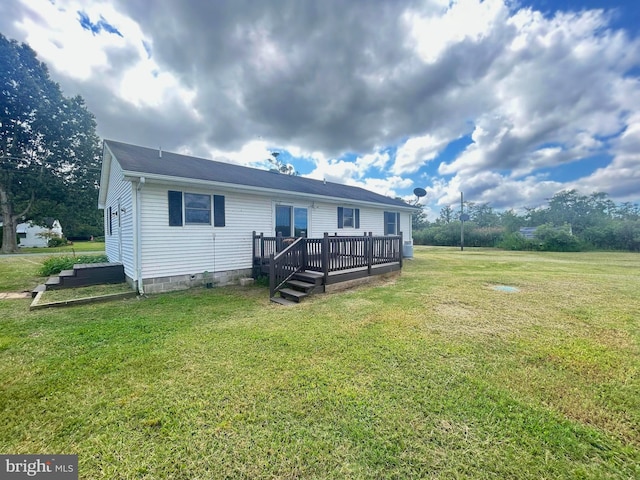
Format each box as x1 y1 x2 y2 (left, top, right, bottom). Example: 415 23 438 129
0 246 106 292
39 283 134 303
0 256 46 292
2 240 105 255
0 247 638 478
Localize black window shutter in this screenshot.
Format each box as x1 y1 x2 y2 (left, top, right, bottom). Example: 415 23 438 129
168 190 183 226
337 207 344 228
355 209 360 229
214 195 225 227
107 207 112 235
396 213 400 234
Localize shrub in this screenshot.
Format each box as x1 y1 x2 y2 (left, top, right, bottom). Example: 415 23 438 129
497 232 539 251
47 236 68 247
254 274 270 287
536 224 583 252
464 226 505 247
39 254 109 276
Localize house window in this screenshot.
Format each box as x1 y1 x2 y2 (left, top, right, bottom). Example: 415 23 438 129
185 193 211 224
168 190 225 227
384 211 400 235
337 207 360 229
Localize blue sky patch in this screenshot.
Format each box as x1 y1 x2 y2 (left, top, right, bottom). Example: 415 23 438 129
142 40 152 59
77 11 123 37
537 154 612 183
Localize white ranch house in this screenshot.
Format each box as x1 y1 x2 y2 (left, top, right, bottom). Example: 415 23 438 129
98 140 416 294
17 220 63 248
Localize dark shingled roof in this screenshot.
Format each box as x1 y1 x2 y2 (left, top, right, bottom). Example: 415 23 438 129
105 140 414 209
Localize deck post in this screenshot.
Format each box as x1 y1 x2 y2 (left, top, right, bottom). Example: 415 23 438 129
399 231 403 269
322 232 329 285
301 237 308 270
259 232 265 259
269 253 276 298
252 231 257 278
367 232 373 275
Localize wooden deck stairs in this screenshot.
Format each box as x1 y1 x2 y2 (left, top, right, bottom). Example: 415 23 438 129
255 232 404 306
32 263 126 297
270 270 324 305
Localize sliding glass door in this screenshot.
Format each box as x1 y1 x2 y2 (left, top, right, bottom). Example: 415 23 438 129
276 205 308 237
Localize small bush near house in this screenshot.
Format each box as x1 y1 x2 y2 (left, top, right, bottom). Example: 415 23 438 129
253 274 270 287
47 236 68 248
39 254 109 276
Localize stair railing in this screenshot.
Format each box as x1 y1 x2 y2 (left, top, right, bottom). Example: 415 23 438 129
269 237 306 298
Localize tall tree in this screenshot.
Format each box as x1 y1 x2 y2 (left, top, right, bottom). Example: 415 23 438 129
437 205 454 224
0 34 101 252
499 209 525 233
267 152 298 175
615 202 640 220
467 202 500 227
412 206 429 230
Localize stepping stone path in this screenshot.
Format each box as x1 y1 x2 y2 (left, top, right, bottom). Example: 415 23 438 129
0 292 31 299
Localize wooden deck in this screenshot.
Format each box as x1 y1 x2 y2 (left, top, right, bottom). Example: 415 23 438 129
252 232 403 303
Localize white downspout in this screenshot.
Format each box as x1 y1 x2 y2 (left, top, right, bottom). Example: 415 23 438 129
136 177 145 294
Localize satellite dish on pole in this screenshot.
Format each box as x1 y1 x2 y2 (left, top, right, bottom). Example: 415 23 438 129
413 187 427 198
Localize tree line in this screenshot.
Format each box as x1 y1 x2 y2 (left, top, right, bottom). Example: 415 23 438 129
413 190 640 252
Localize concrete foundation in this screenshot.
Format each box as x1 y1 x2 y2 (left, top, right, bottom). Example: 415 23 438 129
138 268 253 294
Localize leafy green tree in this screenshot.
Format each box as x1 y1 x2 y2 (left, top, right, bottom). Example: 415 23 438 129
527 190 616 235
467 202 500 227
437 205 454 224
0 34 101 252
614 202 640 220
412 206 429 230
535 223 582 251
499 209 525 233
267 152 298 175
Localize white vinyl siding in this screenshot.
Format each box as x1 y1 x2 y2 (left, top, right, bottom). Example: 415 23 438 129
307 202 411 239
139 185 273 279
400 211 411 241
103 154 135 279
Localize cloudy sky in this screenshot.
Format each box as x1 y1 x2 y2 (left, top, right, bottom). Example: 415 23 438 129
1 0 639 218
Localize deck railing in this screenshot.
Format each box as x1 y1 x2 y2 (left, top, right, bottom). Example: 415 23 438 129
268 237 306 298
253 232 403 296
